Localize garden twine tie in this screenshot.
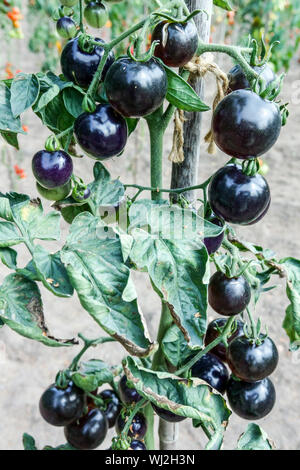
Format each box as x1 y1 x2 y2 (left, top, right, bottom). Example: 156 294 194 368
168 54 229 163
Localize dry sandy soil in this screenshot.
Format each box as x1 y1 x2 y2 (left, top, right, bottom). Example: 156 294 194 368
1 17 300 451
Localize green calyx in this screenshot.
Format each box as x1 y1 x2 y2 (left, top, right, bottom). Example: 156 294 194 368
77 33 95 54
152 8 205 25
127 39 159 63
45 135 61 152
111 436 131 451
55 370 71 389
242 158 260 177
82 94 97 113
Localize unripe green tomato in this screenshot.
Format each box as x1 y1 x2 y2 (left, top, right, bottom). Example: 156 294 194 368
56 17 77 39
60 0 78 6
84 1 108 28
36 181 72 201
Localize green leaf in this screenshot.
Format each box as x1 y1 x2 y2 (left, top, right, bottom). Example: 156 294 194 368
0 131 19 149
0 247 17 269
213 0 233 11
39 93 74 133
162 324 195 368
164 66 210 112
0 84 24 134
0 273 75 347
72 359 114 392
129 201 210 348
280 257 300 349
43 443 76 450
23 433 38 451
124 357 231 439
236 424 274 450
63 87 84 118
61 212 154 357
0 221 24 247
34 84 60 112
10 73 40 117
126 117 139 136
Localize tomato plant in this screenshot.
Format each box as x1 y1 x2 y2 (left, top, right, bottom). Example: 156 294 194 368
0 0 299 452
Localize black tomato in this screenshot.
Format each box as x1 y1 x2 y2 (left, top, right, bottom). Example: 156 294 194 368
227 376 276 420
208 164 271 225
65 408 108 450
212 89 281 158
116 412 147 440
32 150 73 189
151 20 198 67
151 403 186 423
74 104 128 160
191 353 229 394
36 181 72 201
61 37 115 89
227 335 279 382
205 318 244 363
245 198 271 225
100 389 121 428
208 271 251 317
228 63 275 92
203 213 225 255
104 57 168 118
118 375 143 405
39 382 85 427
56 16 77 39
84 1 108 29
129 440 147 450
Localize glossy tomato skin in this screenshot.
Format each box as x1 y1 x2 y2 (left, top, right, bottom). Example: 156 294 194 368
100 389 121 428
208 164 271 225
104 57 168 118
39 382 85 427
152 20 198 67
205 318 244 363
61 37 115 89
151 403 186 423
36 181 72 201
32 150 73 189
56 16 77 39
227 336 279 382
74 104 128 160
212 90 281 158
227 376 276 420
116 412 147 440
65 408 108 450
129 440 147 450
118 375 143 405
228 63 275 92
203 214 224 255
246 198 271 225
208 271 251 317
191 353 229 394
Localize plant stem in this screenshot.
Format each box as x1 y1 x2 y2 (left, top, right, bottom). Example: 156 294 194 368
69 334 116 371
122 398 147 436
79 0 84 33
144 402 155 450
176 316 236 375
146 106 164 200
124 176 211 199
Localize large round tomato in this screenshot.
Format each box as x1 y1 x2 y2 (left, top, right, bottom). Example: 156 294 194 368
65 408 108 450
74 104 128 159
208 271 251 317
208 164 271 225
61 37 115 89
151 20 198 67
212 90 281 158
104 57 168 117
32 150 73 189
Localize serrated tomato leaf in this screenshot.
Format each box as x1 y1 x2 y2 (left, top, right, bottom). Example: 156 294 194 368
72 359 114 392
280 257 300 349
10 73 40 117
236 423 274 450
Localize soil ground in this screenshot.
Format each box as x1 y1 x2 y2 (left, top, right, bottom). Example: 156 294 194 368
0 16 300 451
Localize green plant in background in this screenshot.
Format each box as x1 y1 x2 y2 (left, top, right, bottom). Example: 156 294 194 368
0 0 299 452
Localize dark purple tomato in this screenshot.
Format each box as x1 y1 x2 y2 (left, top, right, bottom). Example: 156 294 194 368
116 412 147 440
228 63 275 92
208 164 271 225
84 1 108 28
227 336 279 382
151 403 186 423
191 353 229 394
36 181 72 201
39 382 85 427
100 389 121 428
129 440 147 450
227 376 276 420
56 16 77 39
245 198 271 225
205 318 244 363
74 104 128 160
151 20 198 67
60 37 115 89
32 150 73 189
203 214 225 255
208 271 251 317
104 57 168 118
118 375 143 405
65 408 108 450
212 89 281 158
